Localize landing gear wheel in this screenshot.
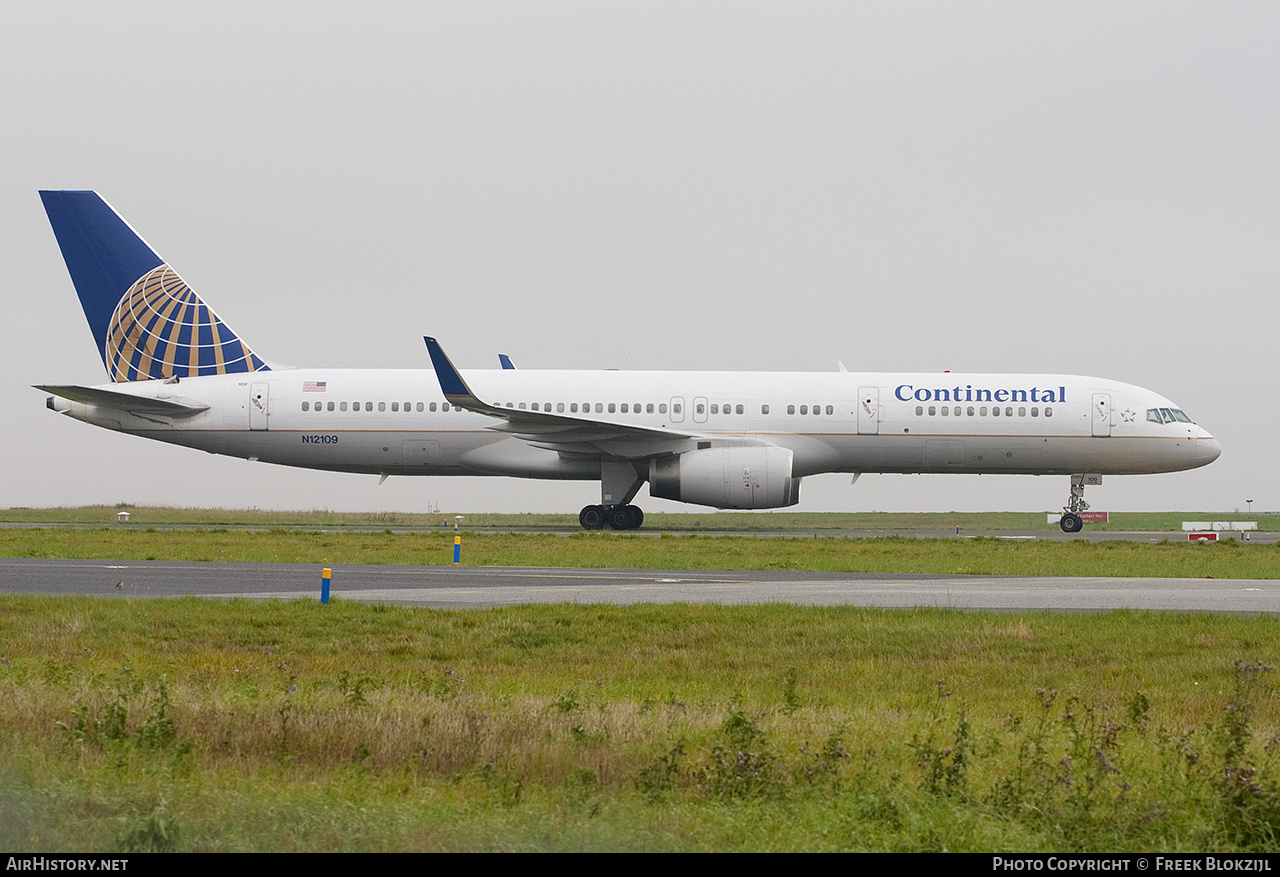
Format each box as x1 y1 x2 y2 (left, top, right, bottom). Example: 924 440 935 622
1060 513 1083 534
628 506 644 529
608 505 634 530
579 505 606 530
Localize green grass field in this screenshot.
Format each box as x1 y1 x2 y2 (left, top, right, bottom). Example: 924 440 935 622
2 510 1278 851
1 597 1279 851
1 526 1278 579
5 505 1279 532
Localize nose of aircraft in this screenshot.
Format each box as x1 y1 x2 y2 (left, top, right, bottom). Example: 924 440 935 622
1194 429 1222 467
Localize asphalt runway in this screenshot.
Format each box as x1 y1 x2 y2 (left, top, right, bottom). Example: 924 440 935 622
0 558 1275 613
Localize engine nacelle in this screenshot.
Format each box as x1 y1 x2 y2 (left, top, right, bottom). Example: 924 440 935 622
649 446 801 509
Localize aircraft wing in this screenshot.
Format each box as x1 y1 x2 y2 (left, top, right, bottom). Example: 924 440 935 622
36 384 210 418
424 337 767 458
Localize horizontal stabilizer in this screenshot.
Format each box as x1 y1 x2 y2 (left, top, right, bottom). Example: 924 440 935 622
36 384 210 417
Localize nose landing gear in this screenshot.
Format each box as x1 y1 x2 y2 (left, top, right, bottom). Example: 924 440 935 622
1059 473 1096 533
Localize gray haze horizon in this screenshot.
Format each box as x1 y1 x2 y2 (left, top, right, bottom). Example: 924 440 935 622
3 2 1275 517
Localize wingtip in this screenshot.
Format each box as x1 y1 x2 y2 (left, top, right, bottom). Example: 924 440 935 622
423 336 473 399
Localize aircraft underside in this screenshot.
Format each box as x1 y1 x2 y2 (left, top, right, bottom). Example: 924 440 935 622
115 424 1214 532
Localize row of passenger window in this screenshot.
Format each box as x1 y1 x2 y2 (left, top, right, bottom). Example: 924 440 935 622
916 405 1054 418
501 401 835 416
500 401 675 414
301 399 842 417
301 401 461 412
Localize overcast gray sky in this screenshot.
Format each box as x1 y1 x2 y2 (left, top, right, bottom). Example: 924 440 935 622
3 2 1276 515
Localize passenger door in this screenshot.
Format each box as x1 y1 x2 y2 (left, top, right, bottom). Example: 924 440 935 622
249 382 269 431
857 387 880 435
1091 393 1112 437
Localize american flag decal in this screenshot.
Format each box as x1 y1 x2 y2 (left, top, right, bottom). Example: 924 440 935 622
303 381 327 392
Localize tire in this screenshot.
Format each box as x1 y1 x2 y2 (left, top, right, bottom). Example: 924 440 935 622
608 506 634 530
1060 513 1083 533
579 505 606 530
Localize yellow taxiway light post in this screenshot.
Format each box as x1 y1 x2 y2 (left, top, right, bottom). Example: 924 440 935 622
452 516 464 565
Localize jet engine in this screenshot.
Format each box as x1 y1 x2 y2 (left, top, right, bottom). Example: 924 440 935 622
649 446 801 509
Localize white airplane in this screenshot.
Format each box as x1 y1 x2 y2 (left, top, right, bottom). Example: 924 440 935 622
37 191 1221 533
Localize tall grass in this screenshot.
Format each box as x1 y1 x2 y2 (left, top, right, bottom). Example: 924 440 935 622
1 596 1279 850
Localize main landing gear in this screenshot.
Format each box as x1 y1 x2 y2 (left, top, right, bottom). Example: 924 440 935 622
579 503 645 531
580 460 647 531
1059 473 1093 533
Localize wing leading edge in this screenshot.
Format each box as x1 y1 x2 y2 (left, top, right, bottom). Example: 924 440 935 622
422 337 770 459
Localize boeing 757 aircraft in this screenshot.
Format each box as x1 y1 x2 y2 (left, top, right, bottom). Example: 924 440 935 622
36 191 1221 532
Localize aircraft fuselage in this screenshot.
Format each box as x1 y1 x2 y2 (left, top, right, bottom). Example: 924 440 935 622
46 367 1220 482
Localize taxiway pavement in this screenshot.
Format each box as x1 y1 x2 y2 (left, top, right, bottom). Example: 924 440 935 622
0 558 1274 613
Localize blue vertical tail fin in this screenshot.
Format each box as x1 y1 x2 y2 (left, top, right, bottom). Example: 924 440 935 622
40 190 269 382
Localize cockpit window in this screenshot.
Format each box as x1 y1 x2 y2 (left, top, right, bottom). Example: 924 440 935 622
1148 407 1194 424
